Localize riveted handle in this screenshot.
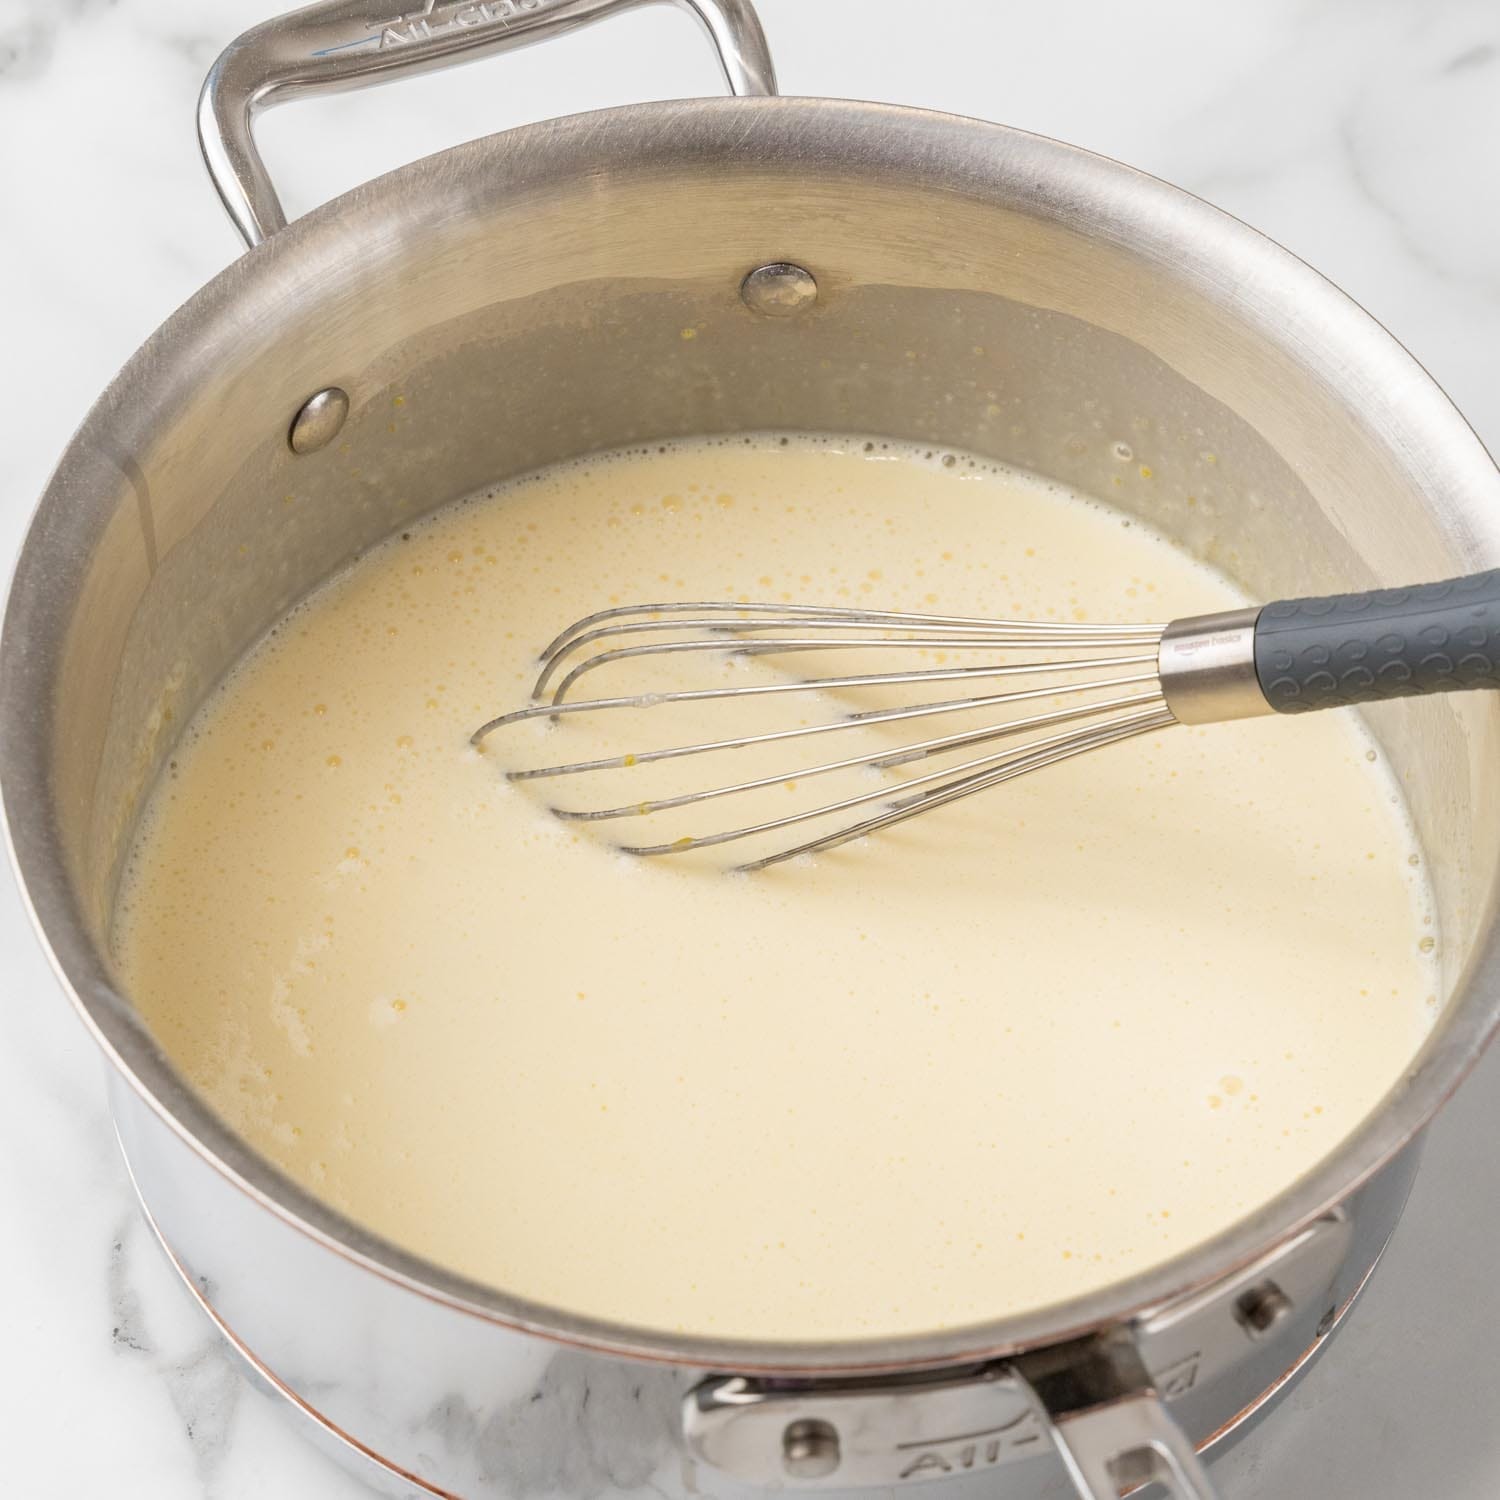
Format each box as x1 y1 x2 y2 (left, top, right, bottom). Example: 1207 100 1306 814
199 0 777 247
1015 1335 1217 1500
1254 568 1500 714
1048 1393 1216 1500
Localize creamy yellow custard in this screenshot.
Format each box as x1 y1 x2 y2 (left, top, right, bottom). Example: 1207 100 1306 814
115 437 1437 1339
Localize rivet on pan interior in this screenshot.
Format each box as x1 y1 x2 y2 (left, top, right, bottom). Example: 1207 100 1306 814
741 263 818 318
288 387 350 454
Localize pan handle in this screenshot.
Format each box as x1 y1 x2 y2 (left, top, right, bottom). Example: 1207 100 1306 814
199 0 777 248
1047 1392 1217 1499
1015 1334 1218 1500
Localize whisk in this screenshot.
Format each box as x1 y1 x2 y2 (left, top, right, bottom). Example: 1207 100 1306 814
473 571 1500 871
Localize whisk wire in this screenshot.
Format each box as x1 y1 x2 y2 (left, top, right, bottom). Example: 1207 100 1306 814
537 600 1164 663
553 687 1167 822
546 637 1160 704
494 669 1162 781
617 701 1173 861
738 705 1178 871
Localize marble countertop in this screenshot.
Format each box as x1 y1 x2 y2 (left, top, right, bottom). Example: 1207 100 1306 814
3 0 1500 1494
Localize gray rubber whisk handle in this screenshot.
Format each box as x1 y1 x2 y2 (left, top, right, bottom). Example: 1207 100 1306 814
1254 568 1500 713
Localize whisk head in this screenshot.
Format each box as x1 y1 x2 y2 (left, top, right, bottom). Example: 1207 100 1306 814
472 602 1178 870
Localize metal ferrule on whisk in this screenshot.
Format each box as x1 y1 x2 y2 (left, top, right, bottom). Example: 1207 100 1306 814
1156 607 1273 725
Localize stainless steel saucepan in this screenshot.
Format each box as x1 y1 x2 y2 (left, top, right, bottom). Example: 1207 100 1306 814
4 3 1499 1496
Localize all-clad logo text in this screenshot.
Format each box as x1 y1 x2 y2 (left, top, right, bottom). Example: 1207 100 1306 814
894 1410 1044 1480
376 0 544 46
318 0 549 56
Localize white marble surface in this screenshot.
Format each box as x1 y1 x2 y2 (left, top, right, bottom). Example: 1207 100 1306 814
3 0 1500 1494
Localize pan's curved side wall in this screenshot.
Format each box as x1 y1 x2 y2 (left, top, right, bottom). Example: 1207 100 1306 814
113 1072 1421 1498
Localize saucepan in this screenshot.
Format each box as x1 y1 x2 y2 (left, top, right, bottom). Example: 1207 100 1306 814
4 2 1500 1496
